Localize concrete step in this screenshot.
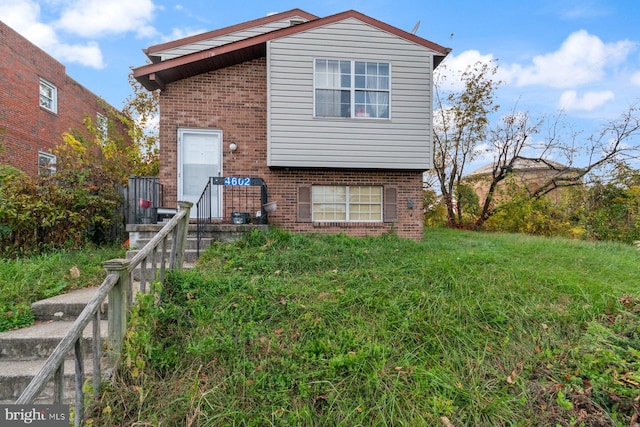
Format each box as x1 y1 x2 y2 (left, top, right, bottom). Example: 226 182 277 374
129 237 215 251
125 248 209 265
0 357 102 403
31 287 106 322
0 320 107 361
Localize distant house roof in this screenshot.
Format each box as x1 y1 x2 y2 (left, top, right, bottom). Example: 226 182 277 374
466 158 575 177
133 9 451 91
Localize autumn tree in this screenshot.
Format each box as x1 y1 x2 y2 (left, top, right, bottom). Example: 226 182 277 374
432 60 500 226
431 56 640 229
470 102 640 227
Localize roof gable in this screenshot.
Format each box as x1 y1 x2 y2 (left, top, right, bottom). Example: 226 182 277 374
133 9 451 91
145 9 319 62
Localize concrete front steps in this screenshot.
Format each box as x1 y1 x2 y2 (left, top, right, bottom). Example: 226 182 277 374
126 223 268 263
0 288 108 404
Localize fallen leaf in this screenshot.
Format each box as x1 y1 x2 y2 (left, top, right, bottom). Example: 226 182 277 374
70 266 80 279
440 416 455 427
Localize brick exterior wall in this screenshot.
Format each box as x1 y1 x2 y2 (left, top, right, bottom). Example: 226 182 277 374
159 57 424 240
0 21 106 176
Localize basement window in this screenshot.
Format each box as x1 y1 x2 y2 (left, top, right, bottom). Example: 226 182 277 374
312 185 383 222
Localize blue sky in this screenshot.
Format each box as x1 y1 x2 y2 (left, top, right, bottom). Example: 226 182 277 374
2 0 639 166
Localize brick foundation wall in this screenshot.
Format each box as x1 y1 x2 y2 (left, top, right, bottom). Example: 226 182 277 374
159 57 424 241
0 22 105 176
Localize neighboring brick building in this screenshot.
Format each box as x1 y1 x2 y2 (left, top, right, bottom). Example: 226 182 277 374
466 158 583 205
133 9 450 240
0 20 112 177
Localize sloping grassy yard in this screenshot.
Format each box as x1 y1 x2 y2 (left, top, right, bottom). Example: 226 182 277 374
92 228 640 426
0 245 124 331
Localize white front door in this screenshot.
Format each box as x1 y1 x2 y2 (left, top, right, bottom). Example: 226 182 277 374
178 128 222 219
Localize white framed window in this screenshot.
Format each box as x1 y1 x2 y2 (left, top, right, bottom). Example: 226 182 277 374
312 185 383 222
38 151 56 176
314 59 390 119
97 112 108 142
39 78 57 113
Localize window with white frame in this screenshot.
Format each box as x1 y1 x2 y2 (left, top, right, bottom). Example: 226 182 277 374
97 112 108 142
314 59 390 119
312 185 383 222
38 151 56 176
39 78 57 113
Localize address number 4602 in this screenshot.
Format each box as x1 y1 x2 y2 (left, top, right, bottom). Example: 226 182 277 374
224 177 251 186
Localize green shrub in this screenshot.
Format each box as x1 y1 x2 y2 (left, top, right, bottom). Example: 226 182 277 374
0 164 122 257
484 192 575 237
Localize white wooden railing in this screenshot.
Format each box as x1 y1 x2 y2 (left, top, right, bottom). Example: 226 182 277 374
15 201 192 426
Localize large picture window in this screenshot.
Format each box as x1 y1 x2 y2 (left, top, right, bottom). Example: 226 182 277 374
314 59 390 119
312 185 383 222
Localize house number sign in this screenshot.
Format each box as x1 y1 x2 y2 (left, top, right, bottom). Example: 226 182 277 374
224 177 251 186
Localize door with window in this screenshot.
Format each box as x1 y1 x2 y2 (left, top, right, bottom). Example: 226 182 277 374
178 128 222 219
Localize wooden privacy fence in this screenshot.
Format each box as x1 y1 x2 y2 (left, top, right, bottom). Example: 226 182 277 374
15 201 193 426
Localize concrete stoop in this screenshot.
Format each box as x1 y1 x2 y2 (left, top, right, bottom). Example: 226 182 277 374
125 223 268 276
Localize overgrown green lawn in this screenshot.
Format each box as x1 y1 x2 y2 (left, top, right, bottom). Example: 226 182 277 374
0 245 124 331
93 229 640 426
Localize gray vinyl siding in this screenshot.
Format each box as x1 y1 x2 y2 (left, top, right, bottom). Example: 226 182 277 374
267 18 435 170
157 16 311 60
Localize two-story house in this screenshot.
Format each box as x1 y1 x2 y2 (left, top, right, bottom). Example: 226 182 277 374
0 21 113 177
133 9 450 240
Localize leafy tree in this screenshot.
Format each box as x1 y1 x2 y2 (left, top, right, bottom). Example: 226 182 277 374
431 57 640 229
0 74 160 255
432 60 500 226
121 73 160 177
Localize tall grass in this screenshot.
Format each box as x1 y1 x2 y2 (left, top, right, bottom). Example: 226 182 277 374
0 245 124 331
92 229 640 426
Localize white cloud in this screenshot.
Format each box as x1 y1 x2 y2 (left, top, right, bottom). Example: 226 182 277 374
558 90 615 111
160 27 207 43
506 30 635 88
435 50 497 91
0 0 105 68
55 0 157 38
558 0 612 19
631 72 640 86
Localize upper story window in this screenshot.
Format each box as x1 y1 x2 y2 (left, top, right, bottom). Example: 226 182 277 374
39 78 57 113
314 59 390 119
38 151 56 176
97 112 108 142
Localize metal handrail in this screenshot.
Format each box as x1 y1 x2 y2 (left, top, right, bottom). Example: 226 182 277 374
195 177 269 256
16 201 193 426
127 176 164 224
